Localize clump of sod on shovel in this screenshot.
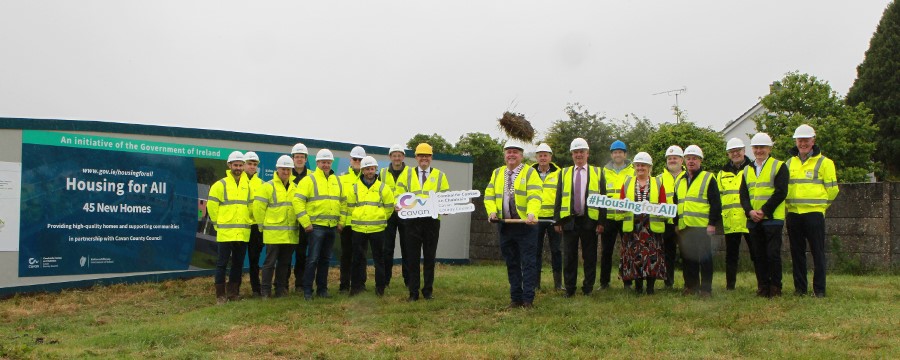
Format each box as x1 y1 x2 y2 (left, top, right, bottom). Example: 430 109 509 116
498 111 535 143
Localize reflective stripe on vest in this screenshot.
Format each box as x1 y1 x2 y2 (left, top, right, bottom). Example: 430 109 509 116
744 158 785 220
676 171 713 229
621 176 666 233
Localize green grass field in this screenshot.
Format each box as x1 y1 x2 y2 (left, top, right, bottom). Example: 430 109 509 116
1 263 898 359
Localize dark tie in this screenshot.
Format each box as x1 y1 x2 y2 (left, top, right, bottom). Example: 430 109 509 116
508 170 519 219
421 169 427 187
574 167 584 215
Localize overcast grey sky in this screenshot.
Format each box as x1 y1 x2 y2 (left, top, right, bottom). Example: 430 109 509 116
0 1 891 150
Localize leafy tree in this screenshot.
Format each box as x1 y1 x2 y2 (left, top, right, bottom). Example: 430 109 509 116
406 133 454 155
846 1 900 179
642 121 726 175
453 132 504 191
540 103 615 167
755 72 878 182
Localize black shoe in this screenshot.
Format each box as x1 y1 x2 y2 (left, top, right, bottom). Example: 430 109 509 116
349 288 362 297
423 294 434 300
317 291 331 298
507 301 523 309
598 284 610 290
814 292 825 298
563 291 575 298
375 287 385 296
406 295 419 302
522 302 534 309
304 293 313 301
794 291 807 297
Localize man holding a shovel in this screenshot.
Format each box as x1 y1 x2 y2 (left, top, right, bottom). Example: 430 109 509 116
485 140 544 309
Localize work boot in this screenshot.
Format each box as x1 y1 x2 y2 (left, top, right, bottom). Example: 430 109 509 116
227 283 241 301
215 284 227 305
553 271 563 291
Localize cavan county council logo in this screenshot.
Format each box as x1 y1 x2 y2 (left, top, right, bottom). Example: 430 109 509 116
80 256 87 267
397 193 427 209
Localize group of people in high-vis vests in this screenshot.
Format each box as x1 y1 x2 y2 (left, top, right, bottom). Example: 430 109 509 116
207 142 449 303
483 123 839 308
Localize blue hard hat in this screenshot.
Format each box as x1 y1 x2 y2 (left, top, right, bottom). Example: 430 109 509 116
610 140 627 152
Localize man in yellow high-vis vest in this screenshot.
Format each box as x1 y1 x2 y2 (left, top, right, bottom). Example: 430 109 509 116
289 143 311 293
674 145 721 297
253 155 299 298
293 149 345 300
243 151 265 298
347 156 395 297
719 139 753 291
739 133 788 298
532 143 562 290
553 138 607 298
485 140 543 308
380 144 410 288
207 151 252 304
339 146 366 293
396 143 450 301
656 145 685 289
601 140 634 290
785 124 839 298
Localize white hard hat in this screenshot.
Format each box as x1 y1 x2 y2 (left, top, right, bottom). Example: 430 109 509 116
291 143 309 155
684 145 704 159
361 156 378 168
633 152 653 165
503 139 525 151
316 149 334 161
227 151 245 163
570 138 589 151
535 143 553 153
750 133 774 147
665 145 684 157
276 155 293 168
726 138 745 151
243 151 260 163
389 144 405 155
793 124 816 138
350 146 366 159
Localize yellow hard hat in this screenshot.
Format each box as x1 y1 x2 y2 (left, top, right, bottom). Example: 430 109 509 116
415 143 433 155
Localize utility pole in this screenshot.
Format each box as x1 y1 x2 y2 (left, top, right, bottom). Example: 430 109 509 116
653 87 687 123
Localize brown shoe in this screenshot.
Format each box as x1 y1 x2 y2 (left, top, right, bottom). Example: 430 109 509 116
522 302 534 309
226 283 242 301
507 301 523 309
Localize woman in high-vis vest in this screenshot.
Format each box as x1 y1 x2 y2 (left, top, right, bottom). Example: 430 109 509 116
618 152 668 295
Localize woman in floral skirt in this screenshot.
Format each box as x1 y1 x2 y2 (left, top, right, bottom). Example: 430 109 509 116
619 152 668 294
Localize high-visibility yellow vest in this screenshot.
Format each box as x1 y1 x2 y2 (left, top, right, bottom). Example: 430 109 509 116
379 164 407 195
604 162 634 221
246 173 264 225
340 167 362 226
744 157 786 221
207 173 252 242
621 176 666 233
484 166 543 219
395 166 450 220
656 168 685 225
785 154 839 214
292 168 344 228
347 179 395 233
717 170 748 234
676 171 716 230
252 178 299 244
533 163 561 219
557 165 605 220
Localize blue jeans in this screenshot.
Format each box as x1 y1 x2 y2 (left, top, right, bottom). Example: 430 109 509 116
498 223 538 303
215 241 247 285
303 225 336 295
